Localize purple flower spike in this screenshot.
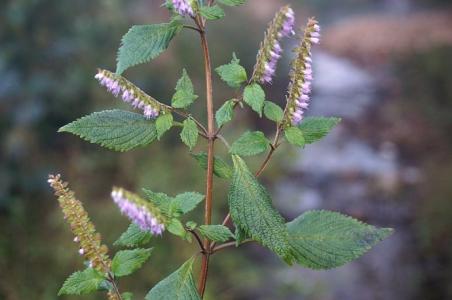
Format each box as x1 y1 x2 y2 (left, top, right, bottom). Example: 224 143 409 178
172 0 194 17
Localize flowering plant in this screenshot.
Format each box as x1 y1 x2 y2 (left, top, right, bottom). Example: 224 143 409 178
49 1 392 299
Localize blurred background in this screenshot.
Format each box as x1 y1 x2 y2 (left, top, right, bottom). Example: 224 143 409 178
1 0 452 299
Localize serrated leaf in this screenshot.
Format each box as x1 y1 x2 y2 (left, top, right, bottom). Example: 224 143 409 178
116 22 183 74
198 225 234 243
243 83 265 116
199 5 225 20
230 131 270 156
172 69 198 108
59 110 158 152
180 119 198 150
215 100 235 127
111 248 153 277
298 117 341 144
218 0 247 6
287 210 393 270
191 152 233 179
156 113 173 139
58 268 105 296
215 54 247 88
143 190 203 219
145 257 201 300
263 101 284 122
228 155 294 263
173 192 205 214
114 223 152 248
285 127 305 147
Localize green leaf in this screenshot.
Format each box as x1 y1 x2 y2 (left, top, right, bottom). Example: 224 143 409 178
263 101 284 122
235 226 249 246
122 292 134 300
217 0 247 6
228 155 294 263
191 152 233 179
298 117 341 144
199 5 225 20
172 69 198 108
116 22 183 74
215 100 235 127
114 223 152 248
287 210 393 270
243 83 265 116
285 127 305 147
173 192 205 214
185 221 197 230
145 257 201 300
142 190 203 218
168 218 189 240
111 248 153 277
198 225 234 242
215 54 247 88
180 119 198 150
230 131 270 156
58 268 105 296
59 110 158 152
156 113 173 139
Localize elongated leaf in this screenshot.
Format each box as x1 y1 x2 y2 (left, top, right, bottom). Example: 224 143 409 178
287 210 393 269
216 100 235 127
156 113 173 139
228 155 294 263
285 127 305 147
58 268 105 296
215 54 247 88
59 110 157 152
218 0 246 6
111 248 153 277
243 83 265 116
298 117 341 144
198 225 234 242
172 69 198 108
145 258 201 300
180 119 198 150
191 152 233 179
199 5 225 20
230 131 270 156
114 223 152 248
263 101 284 122
116 22 183 74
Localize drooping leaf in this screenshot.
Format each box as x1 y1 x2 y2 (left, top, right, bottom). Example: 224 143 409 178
217 0 247 6
263 101 284 122
215 100 235 127
191 152 233 179
285 127 305 147
59 110 158 152
111 248 153 277
145 257 201 300
228 155 294 263
172 69 198 108
180 119 198 150
298 117 341 144
114 223 152 248
156 113 174 139
116 22 183 74
58 268 105 296
199 5 225 20
198 225 234 243
287 210 393 269
215 54 247 88
243 83 265 116
230 131 270 156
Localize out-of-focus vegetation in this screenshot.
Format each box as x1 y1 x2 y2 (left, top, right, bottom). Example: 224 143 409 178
1 0 452 299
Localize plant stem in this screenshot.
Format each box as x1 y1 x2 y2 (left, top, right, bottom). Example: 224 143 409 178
108 273 123 300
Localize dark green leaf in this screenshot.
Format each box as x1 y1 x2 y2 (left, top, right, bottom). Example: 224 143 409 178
230 131 270 156
111 248 153 277
172 69 198 108
114 223 152 248
199 5 225 20
287 210 393 269
191 152 233 179
59 110 158 152
285 127 305 147
156 113 173 139
217 0 247 6
180 119 198 150
116 22 183 74
263 101 284 122
298 117 341 144
243 83 265 116
198 225 234 242
215 54 247 88
58 268 105 296
215 100 235 127
235 226 249 247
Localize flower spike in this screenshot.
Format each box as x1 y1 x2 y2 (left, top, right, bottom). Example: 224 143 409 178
172 0 195 17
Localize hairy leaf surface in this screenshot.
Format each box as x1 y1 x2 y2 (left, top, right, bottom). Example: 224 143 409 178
180 119 198 150
230 131 270 156
198 225 234 243
58 268 105 296
298 117 341 144
156 113 173 139
215 54 247 88
243 83 265 116
111 248 153 277
172 69 198 108
263 101 284 122
285 127 305 147
215 100 235 127
199 5 225 20
114 223 152 248
191 152 232 179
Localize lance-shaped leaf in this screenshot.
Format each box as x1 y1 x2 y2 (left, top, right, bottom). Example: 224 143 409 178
59 110 158 152
180 119 198 150
111 248 153 277
198 225 234 243
172 69 198 108
191 152 233 179
58 268 105 296
215 54 247 88
228 155 294 263
145 257 201 300
114 223 152 248
243 83 265 116
230 131 270 156
287 210 393 269
116 22 183 74
298 117 341 144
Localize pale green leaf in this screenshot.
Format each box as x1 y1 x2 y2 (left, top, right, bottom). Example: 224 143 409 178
173 192 205 214
172 69 198 108
111 248 153 277
215 54 247 88
198 225 234 243
58 268 105 296
230 131 270 156
168 218 189 240
215 100 235 127
298 117 341 144
180 119 198 150
243 83 265 116
156 113 173 139
217 0 247 6
59 110 157 152
285 127 305 147
114 223 152 248
287 210 393 269
228 155 294 263
199 5 225 20
116 22 182 74
191 152 233 179
263 101 284 122
145 258 201 300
